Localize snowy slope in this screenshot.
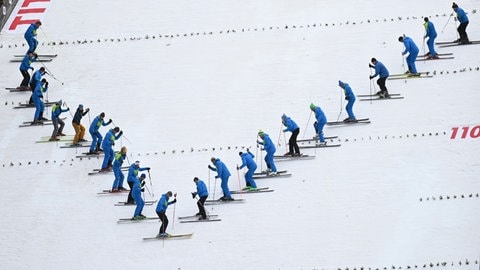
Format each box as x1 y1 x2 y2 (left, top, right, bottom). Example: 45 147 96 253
0 1 479 269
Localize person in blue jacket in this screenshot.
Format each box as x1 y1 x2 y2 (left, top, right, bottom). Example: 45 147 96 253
49 100 69 141
126 161 150 204
281 114 301 156
369 58 390 98
131 173 147 220
309 104 327 146
452 2 469 44
100 127 123 171
156 191 177 237
191 177 208 220
399 35 419 75
423 17 438 59
111 146 128 192
338 81 356 122
19 52 37 90
29 67 46 105
24 21 41 53
257 130 278 175
88 112 112 155
32 78 47 124
237 149 258 189
208 157 233 201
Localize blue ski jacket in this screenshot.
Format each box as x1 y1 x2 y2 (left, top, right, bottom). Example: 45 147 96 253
239 152 257 170
51 103 68 119
313 107 327 124
24 23 39 41
372 61 389 78
127 164 149 183
113 152 126 168
156 193 174 213
195 179 208 197
19 54 36 71
102 129 122 149
282 116 299 132
258 133 276 154
89 116 109 133
339 81 355 100
209 158 231 179
401 36 419 55
424 21 437 39
455 7 469 23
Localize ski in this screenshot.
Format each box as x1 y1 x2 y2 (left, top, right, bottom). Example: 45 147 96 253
297 136 338 142
35 136 73 143
5 87 30 92
254 170 287 175
416 56 454 61
439 40 480 48
298 144 341 149
88 170 112 176
360 96 405 101
435 41 458 45
114 200 157 206
204 199 245 205
388 74 433 80
327 118 369 125
76 153 104 158
253 173 292 179
14 103 54 109
230 187 273 194
389 71 429 77
420 52 453 57
180 218 221 223
14 54 57 58
92 166 128 172
356 93 401 98
178 214 219 220
117 217 160 223
273 154 316 161
59 144 90 148
19 122 51 128
24 117 66 125
143 233 193 240
10 58 52 63
97 189 130 195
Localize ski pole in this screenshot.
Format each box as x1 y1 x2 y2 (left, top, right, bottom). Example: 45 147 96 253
303 110 312 139
171 193 177 230
336 88 343 122
111 120 130 143
236 165 242 191
63 101 74 118
421 35 426 61
283 130 288 154
40 62 64 85
441 13 453 33
369 67 373 96
276 122 283 147
147 170 154 198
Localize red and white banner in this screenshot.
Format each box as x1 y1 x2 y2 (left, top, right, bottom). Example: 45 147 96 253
3 0 51 33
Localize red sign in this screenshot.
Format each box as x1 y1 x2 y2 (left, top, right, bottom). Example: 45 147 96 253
8 0 50 31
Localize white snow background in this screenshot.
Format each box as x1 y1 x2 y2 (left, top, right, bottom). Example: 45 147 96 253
0 0 479 269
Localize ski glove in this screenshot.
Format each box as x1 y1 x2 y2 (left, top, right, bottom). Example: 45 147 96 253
369 64 374 68
172 199 177 204
208 165 214 170
191 192 197 199
369 76 374 79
